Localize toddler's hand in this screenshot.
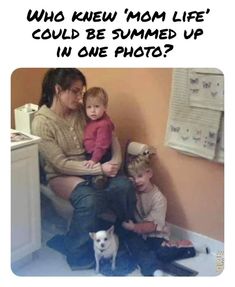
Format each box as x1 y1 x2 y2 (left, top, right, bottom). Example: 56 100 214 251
122 220 135 231
83 160 96 168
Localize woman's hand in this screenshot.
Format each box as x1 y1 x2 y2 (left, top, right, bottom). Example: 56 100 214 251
101 162 119 177
83 160 96 168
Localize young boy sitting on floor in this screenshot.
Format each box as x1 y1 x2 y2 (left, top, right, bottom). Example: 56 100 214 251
122 155 197 270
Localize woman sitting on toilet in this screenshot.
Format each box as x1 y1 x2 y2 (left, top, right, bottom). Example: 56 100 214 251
32 68 137 270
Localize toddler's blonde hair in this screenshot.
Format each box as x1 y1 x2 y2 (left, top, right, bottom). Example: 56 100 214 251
83 87 108 107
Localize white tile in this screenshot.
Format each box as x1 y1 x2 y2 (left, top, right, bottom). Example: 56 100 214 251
12 241 218 276
175 253 219 276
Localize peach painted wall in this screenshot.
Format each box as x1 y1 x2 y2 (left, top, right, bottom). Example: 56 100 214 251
11 68 47 127
11 68 224 241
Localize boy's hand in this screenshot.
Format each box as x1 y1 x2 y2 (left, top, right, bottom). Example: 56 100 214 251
122 220 135 231
83 160 96 168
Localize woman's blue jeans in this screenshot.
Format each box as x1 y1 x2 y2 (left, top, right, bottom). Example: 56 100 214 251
64 175 136 260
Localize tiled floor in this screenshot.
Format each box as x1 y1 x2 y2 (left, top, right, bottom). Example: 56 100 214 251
12 243 218 276
12 199 221 277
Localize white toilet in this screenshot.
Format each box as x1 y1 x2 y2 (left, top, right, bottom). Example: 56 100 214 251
40 183 73 228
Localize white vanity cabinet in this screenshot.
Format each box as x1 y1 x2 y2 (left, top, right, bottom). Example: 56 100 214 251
11 130 41 263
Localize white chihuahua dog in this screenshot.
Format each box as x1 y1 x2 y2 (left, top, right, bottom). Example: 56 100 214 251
89 225 119 273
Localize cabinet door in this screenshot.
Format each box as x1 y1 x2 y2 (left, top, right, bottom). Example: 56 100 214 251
11 144 41 262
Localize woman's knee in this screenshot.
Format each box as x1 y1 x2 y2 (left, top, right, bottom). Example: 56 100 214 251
109 176 134 193
107 176 136 206
69 182 97 209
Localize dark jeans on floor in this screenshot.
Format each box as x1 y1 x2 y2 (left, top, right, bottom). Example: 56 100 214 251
63 175 136 267
116 227 164 276
116 226 196 276
146 237 196 263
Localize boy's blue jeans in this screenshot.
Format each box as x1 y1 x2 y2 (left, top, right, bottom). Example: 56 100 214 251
64 175 136 267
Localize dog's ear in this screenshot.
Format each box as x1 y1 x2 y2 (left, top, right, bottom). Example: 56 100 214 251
107 225 114 235
89 232 95 240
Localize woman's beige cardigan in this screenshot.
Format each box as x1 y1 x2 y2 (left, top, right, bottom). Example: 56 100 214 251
32 105 121 181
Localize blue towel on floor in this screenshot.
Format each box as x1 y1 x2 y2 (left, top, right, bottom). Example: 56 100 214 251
47 235 137 276
47 234 67 255
99 242 137 276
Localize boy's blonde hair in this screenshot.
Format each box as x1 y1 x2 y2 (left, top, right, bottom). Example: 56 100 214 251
127 155 151 177
83 87 108 107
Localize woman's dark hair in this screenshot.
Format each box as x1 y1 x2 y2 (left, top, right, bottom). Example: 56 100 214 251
39 68 87 107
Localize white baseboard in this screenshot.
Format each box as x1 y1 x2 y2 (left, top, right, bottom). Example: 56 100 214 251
169 223 224 255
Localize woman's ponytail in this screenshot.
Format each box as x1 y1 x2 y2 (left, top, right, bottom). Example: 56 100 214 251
39 68 56 107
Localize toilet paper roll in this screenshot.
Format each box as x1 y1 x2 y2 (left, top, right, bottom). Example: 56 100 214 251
127 142 156 156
